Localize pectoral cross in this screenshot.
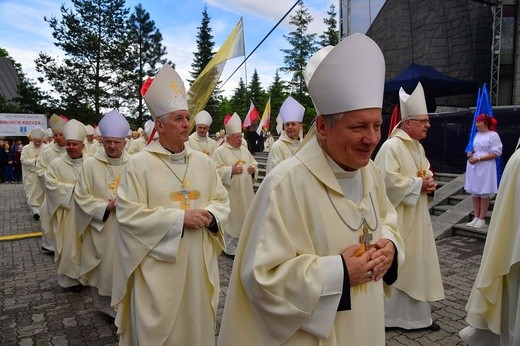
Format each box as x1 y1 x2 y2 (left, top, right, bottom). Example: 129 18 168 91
357 218 373 255
236 159 245 166
108 175 121 194
417 169 426 177
170 180 200 210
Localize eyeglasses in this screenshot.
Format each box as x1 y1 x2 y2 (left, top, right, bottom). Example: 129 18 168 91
408 118 430 124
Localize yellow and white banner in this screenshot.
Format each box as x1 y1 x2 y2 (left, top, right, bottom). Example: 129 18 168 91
188 18 245 131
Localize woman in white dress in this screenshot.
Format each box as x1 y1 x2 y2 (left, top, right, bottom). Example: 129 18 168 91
464 114 502 229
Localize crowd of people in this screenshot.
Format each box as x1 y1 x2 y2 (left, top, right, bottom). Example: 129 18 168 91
0 138 23 184
7 33 518 345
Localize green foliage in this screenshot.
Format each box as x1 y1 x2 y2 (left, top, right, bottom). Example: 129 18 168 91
230 78 249 117
319 4 339 47
120 3 169 127
248 69 266 107
280 1 318 100
35 0 131 123
266 70 287 134
189 5 221 116
190 6 215 81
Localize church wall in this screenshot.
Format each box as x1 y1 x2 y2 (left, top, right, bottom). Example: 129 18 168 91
368 0 495 108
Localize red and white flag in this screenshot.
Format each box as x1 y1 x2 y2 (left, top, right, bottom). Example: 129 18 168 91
242 101 259 130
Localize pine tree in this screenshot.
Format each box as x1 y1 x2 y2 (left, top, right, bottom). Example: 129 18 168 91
319 4 339 47
189 6 220 116
190 6 214 82
248 69 266 106
267 70 288 127
230 78 249 117
35 0 130 122
280 1 318 101
122 3 168 127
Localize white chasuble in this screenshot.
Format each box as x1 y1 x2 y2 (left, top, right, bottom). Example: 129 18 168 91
37 143 67 243
21 142 44 209
217 136 404 346
266 132 301 173
113 141 229 346
212 142 257 251
75 150 130 297
461 149 520 344
45 154 85 286
374 128 444 302
187 132 218 157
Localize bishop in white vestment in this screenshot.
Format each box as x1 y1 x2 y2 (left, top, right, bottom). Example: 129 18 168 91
112 64 230 346
375 83 444 331
218 34 404 346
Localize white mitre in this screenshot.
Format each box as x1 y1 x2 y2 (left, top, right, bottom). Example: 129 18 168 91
304 46 333 115
63 119 87 142
195 110 213 126
143 64 189 120
306 33 385 115
85 125 95 135
30 128 46 140
225 112 242 135
280 96 305 123
399 82 428 119
49 114 68 134
99 110 130 138
144 119 158 139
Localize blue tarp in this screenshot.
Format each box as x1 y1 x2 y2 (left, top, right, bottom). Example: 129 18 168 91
384 63 478 97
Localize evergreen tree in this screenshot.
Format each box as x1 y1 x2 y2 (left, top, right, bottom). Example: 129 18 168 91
230 78 249 117
190 6 214 82
215 95 233 132
122 3 168 126
319 4 339 47
248 69 265 106
280 1 318 101
35 0 130 122
267 70 288 129
189 6 220 116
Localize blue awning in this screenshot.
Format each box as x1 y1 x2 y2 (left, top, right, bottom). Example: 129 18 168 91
384 63 478 97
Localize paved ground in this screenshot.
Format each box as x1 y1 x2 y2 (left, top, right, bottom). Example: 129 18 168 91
0 182 484 345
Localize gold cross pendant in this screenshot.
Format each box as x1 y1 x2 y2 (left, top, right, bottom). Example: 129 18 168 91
417 169 426 177
170 180 200 210
355 218 373 257
108 175 121 194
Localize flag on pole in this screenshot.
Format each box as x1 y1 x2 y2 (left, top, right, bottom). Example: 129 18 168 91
465 85 490 153
257 97 271 135
387 104 400 138
188 18 245 131
242 101 259 129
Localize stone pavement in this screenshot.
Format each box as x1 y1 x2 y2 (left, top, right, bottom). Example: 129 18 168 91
0 183 484 345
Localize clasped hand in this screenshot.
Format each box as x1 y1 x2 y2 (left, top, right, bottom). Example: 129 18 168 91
232 164 254 175
421 175 436 193
341 238 395 286
106 197 117 212
184 208 213 229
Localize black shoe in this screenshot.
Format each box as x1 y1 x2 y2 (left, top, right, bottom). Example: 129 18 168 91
68 284 84 293
426 322 440 331
41 247 54 254
33 213 40 221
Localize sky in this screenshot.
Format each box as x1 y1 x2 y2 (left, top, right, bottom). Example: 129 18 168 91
0 0 385 99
